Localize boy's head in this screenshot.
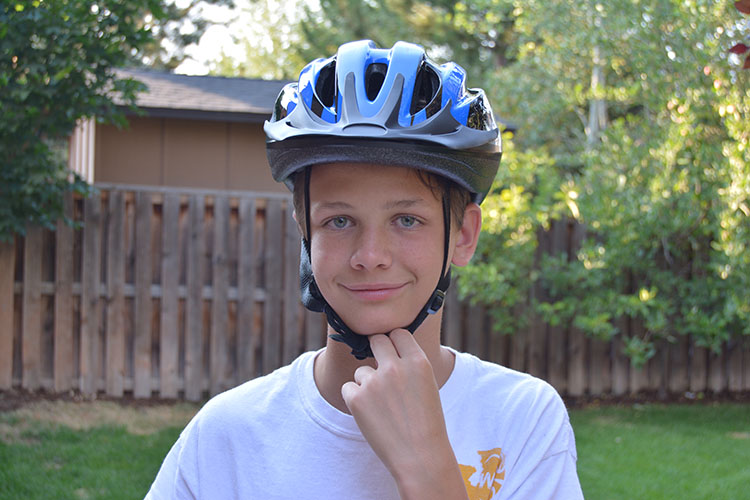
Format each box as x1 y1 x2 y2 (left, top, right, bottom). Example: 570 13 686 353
264 40 502 358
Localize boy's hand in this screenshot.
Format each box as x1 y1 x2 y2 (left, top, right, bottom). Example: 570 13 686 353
341 330 468 500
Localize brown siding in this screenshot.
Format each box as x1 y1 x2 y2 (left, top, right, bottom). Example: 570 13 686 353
96 116 163 185
164 119 228 189
95 117 285 194
228 123 280 192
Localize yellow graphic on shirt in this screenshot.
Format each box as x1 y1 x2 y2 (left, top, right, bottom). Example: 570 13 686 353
459 448 506 500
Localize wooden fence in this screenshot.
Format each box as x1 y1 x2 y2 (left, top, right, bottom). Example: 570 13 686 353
1 185 749 401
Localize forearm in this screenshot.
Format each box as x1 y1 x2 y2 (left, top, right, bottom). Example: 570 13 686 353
391 442 470 500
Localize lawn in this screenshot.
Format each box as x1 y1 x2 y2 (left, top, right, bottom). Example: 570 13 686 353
0 399 197 500
0 397 748 499
570 402 750 500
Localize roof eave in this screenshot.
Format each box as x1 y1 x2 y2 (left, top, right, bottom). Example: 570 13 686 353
119 105 271 124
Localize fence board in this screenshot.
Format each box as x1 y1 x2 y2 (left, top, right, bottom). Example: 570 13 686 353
508 306 526 373
0 238 16 389
210 195 230 395
668 336 689 394
263 199 283 375
237 197 257 382
728 340 744 393
133 192 153 398
588 338 609 395
442 279 462 351
283 205 301 365
106 191 126 396
160 192 180 398
185 195 205 401
488 326 508 369
53 193 74 392
466 304 485 358
689 343 707 393
611 321 629 396
708 348 725 393
567 326 586 396
80 196 102 394
628 320 648 393
547 221 568 392
527 315 546 380
305 310 326 352
528 230 548 380
21 226 43 389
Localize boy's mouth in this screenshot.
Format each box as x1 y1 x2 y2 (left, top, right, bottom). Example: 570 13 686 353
340 283 408 301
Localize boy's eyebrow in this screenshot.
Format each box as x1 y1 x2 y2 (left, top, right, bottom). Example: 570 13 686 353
313 201 354 211
313 199 427 211
383 198 426 210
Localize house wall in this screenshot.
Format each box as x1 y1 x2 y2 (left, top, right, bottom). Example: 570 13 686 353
95 116 286 194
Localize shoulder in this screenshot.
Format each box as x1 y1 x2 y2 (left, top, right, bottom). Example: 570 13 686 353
189 351 316 433
453 350 562 406
449 350 571 440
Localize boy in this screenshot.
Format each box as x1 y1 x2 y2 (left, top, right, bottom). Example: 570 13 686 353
146 40 583 499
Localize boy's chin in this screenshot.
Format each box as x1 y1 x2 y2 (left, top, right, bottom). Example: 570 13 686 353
337 316 410 336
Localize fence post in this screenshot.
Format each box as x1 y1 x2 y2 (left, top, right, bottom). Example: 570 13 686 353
133 192 153 398
262 199 283 375
21 226 43 390
0 237 16 389
210 195 230 396
185 194 205 402
160 192 180 398
237 197 258 382
54 193 75 392
80 195 102 395
282 203 302 365
106 190 126 397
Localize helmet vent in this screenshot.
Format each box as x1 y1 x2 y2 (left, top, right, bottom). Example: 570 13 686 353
410 64 440 115
315 61 337 109
364 63 388 101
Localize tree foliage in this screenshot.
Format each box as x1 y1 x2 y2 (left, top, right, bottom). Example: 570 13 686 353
0 0 164 241
139 0 235 70
225 0 750 360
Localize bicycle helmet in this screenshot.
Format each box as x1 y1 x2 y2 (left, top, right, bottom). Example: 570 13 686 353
264 40 502 359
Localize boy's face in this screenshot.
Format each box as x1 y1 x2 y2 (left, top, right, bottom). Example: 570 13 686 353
306 162 451 335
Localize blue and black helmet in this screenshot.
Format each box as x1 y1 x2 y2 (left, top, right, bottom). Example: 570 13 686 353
264 40 502 203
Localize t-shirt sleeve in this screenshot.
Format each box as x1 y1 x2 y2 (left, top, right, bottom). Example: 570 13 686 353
143 424 199 500
502 424 583 499
500 386 584 500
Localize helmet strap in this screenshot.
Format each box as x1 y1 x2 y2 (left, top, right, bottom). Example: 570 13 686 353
301 167 452 360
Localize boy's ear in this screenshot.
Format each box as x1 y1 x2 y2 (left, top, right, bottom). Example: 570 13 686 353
451 203 482 267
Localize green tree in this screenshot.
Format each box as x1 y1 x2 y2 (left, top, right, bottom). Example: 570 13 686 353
138 0 235 70
0 0 164 241
476 0 750 362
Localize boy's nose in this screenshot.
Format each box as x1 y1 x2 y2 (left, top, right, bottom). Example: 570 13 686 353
350 227 392 270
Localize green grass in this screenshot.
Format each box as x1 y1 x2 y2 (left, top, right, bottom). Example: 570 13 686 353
570 403 750 500
0 416 183 500
1 401 748 499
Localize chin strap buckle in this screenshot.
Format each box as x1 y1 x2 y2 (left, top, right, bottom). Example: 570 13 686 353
426 289 446 315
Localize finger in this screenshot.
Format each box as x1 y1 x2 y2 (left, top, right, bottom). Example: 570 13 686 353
340 381 358 408
368 333 398 364
353 365 376 385
388 328 425 359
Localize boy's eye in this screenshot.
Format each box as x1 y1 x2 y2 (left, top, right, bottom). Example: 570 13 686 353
397 215 418 227
330 216 349 228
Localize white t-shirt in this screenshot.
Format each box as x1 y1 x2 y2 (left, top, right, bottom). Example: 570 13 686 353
146 348 583 499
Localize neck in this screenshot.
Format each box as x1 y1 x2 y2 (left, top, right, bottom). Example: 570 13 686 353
312 312 455 414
